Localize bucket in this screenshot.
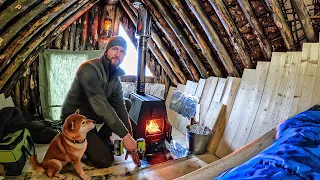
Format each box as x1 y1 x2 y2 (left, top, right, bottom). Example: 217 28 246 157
186 125 212 155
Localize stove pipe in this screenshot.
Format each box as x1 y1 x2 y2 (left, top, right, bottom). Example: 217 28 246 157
133 0 151 95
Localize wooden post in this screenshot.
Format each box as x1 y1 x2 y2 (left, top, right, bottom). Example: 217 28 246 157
0 0 57 52
291 0 317 42
82 11 89 50
62 27 70 50
92 5 100 49
54 34 63 49
169 0 223 77
186 0 240 77
1 0 99 93
69 22 77 51
0 0 80 74
141 0 200 82
75 18 82 51
120 0 187 84
264 0 296 50
237 0 273 59
152 0 209 79
14 81 21 108
113 3 122 35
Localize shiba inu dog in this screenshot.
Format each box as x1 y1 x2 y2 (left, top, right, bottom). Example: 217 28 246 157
30 109 95 180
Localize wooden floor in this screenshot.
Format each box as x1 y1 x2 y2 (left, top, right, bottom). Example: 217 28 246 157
7 127 219 180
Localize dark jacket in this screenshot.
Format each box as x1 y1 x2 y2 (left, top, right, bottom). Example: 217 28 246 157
60 55 131 138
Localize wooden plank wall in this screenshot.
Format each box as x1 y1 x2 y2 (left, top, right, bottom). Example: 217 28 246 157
166 43 320 159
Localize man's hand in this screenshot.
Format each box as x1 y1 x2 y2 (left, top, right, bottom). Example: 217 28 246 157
123 133 141 166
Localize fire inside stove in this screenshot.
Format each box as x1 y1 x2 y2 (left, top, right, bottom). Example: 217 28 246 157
146 119 163 136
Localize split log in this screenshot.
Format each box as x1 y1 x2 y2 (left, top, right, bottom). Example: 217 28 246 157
54 34 63 49
69 22 77 51
186 0 240 77
148 40 179 86
21 68 30 113
82 12 89 50
30 62 37 116
152 0 209 79
141 0 200 82
291 0 317 42
113 4 122 35
120 0 187 84
0 0 80 74
209 0 253 69
91 5 100 49
75 18 82 51
237 0 272 59
62 27 70 50
0 0 39 31
14 81 21 108
0 0 57 52
169 0 223 77
1 0 99 93
0 0 7 7
264 0 296 50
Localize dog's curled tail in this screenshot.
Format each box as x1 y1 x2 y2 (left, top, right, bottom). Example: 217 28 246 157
29 155 45 173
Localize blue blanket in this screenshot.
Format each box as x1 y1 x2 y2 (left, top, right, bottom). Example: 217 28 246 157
215 106 320 180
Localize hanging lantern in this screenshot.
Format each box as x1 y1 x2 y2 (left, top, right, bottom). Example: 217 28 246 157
102 15 112 37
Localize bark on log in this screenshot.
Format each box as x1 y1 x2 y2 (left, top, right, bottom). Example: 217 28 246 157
75 18 82 51
186 0 240 77
14 81 21 108
69 22 77 51
170 0 223 77
92 5 100 49
113 4 122 35
209 0 253 69
152 0 209 79
21 68 30 113
1 0 98 93
120 0 187 84
148 40 179 86
291 0 317 42
62 27 70 50
54 33 63 49
0 0 80 74
264 0 296 50
0 0 40 31
237 0 272 59
82 11 89 50
141 0 200 81
0 0 57 52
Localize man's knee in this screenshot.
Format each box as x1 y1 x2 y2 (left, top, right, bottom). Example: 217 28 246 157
90 154 114 168
124 98 132 112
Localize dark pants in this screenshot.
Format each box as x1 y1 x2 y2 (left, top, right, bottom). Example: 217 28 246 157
85 98 132 168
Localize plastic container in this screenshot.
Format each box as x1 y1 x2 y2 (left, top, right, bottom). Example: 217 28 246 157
186 125 212 155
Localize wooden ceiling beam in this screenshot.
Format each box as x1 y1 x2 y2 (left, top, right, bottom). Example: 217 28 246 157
0 0 40 31
170 0 223 77
0 0 80 74
264 0 295 50
0 0 99 92
152 0 209 79
0 0 57 52
186 0 240 77
291 0 316 42
237 0 272 59
209 0 253 69
141 0 199 82
120 0 181 85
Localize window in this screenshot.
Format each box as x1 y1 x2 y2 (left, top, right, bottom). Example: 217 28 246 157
118 24 153 76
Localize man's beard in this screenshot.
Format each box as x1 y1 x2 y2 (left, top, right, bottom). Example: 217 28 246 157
109 58 120 69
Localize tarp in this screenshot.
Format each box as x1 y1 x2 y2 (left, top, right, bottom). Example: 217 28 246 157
215 105 320 179
39 49 104 121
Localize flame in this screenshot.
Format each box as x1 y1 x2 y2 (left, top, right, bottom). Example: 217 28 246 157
146 120 161 134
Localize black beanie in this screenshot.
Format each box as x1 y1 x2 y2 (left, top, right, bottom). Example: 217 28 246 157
105 36 127 52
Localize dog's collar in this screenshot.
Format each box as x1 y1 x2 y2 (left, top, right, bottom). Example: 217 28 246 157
63 133 86 144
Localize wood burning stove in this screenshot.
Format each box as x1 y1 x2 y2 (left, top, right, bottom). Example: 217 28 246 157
129 93 172 149
128 0 172 155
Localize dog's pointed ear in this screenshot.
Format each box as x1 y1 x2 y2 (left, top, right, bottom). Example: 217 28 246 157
68 120 75 130
74 109 80 114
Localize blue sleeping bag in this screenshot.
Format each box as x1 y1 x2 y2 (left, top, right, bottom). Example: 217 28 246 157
215 105 320 180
